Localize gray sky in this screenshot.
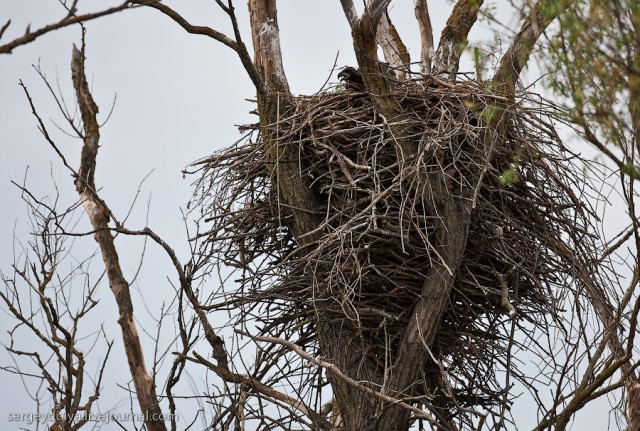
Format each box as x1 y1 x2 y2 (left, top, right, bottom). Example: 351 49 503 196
0 1 619 430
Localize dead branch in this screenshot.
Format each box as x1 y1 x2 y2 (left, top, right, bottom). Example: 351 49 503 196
185 348 334 430
0 2 130 54
367 0 393 22
414 0 434 74
246 333 443 428
339 0 358 28
108 219 334 430
70 45 167 431
376 11 410 80
0 188 112 431
130 0 263 93
248 0 290 97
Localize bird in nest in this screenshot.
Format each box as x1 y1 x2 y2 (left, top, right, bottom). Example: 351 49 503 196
338 66 365 92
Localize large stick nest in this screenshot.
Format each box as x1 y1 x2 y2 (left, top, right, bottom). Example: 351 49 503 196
188 78 598 423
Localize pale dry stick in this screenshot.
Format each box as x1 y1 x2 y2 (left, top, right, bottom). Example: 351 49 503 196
414 0 434 75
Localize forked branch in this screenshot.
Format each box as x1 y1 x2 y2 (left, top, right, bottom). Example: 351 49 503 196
340 0 411 79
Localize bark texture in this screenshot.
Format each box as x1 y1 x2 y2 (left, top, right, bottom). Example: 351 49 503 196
414 0 434 74
433 0 484 78
376 12 410 79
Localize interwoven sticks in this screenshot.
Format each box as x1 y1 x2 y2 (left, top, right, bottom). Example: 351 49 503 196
188 78 599 424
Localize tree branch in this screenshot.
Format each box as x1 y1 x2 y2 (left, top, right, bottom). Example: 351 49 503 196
249 0 290 98
414 0 434 74
186 351 332 431
433 0 484 78
0 2 130 54
246 333 442 429
367 0 392 22
339 0 358 28
493 0 575 93
376 11 410 79
248 0 323 249
70 45 167 431
131 0 263 93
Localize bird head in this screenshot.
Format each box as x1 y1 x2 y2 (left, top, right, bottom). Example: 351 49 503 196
338 66 365 91
338 66 358 82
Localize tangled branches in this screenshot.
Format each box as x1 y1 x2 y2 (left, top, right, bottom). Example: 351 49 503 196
187 78 600 426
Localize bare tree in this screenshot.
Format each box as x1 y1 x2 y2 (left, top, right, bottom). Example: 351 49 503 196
2 1 640 431
1 179 113 431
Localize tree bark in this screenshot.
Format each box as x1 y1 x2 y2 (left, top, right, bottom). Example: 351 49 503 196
414 0 434 74
248 0 321 241
433 0 484 78
376 11 410 79
493 0 574 93
626 9 640 429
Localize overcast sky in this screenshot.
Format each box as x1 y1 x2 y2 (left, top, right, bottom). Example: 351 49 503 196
0 1 621 430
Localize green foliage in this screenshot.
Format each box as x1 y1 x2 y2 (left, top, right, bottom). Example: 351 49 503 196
473 46 483 81
499 151 523 187
543 0 638 154
621 163 639 177
499 167 518 186
481 104 500 124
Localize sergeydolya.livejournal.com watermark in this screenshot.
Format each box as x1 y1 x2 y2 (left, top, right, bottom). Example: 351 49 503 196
8 411 178 425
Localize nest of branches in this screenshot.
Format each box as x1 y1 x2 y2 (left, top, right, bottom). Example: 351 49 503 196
188 77 597 421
